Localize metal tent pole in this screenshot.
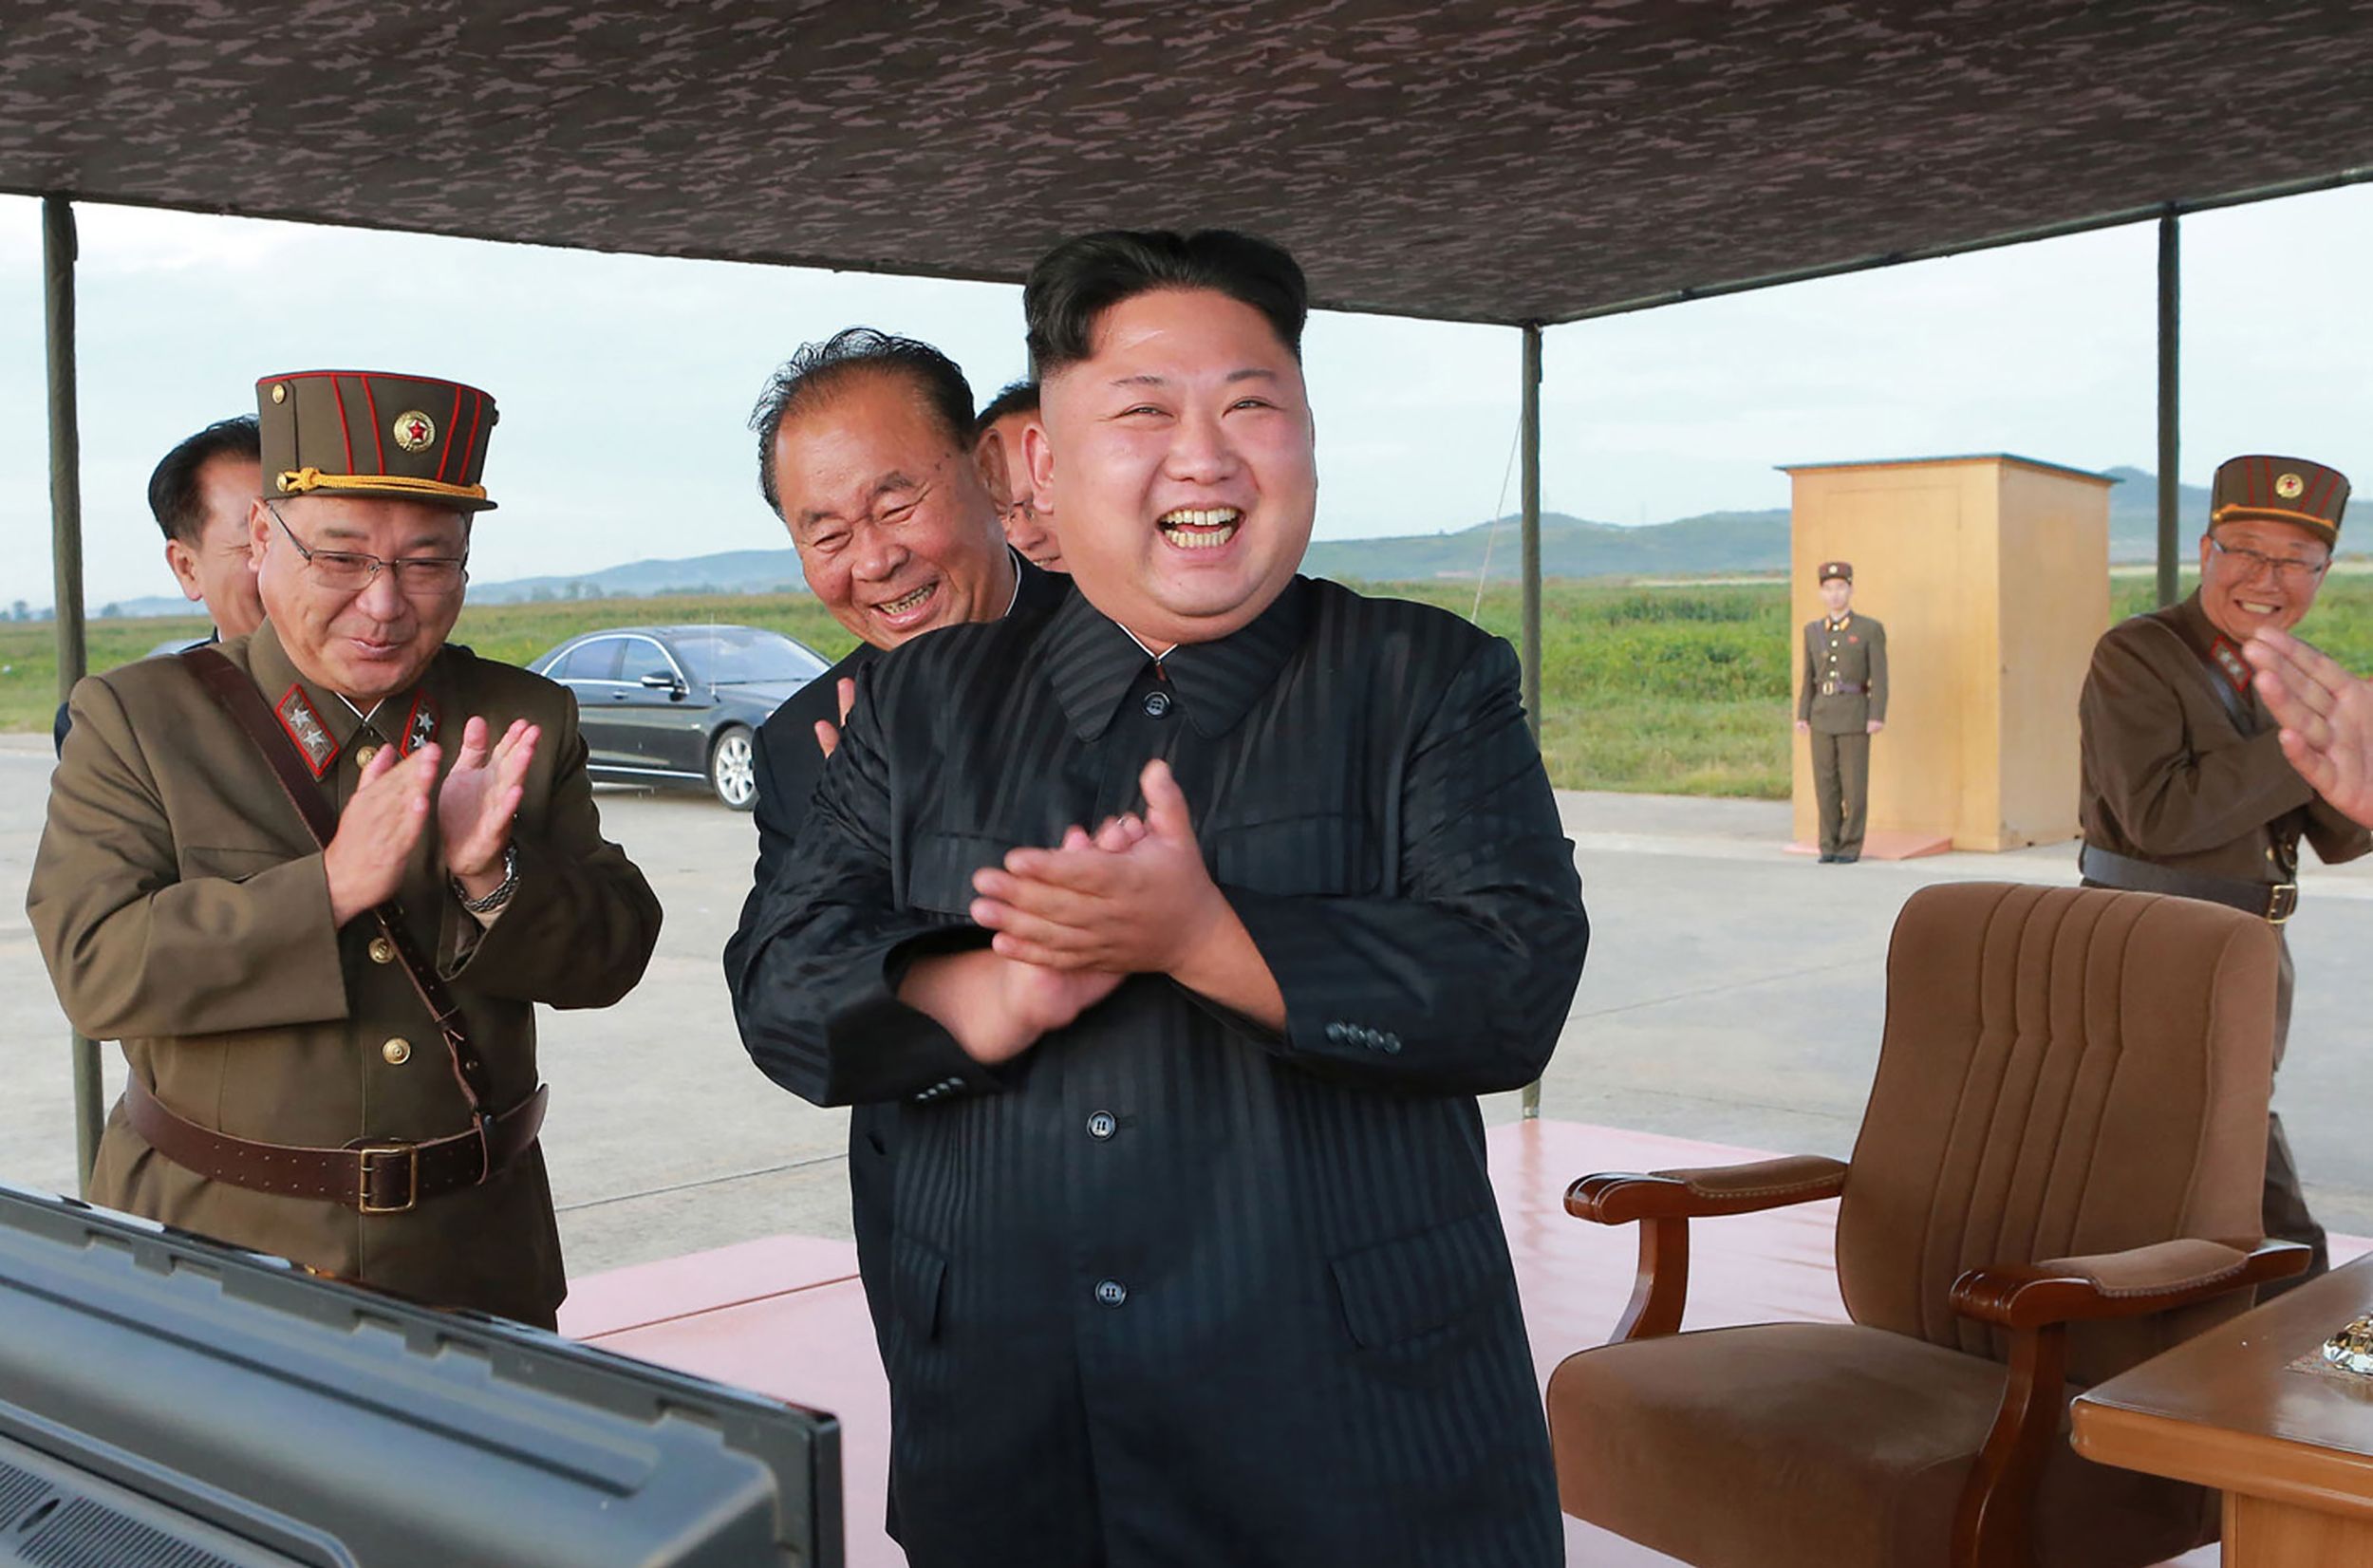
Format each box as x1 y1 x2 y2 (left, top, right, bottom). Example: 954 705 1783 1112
44 194 101 1193
2157 210 2181 609
1519 322 1544 1122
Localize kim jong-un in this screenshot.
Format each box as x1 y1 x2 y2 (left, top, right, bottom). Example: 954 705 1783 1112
731 229 1589 1567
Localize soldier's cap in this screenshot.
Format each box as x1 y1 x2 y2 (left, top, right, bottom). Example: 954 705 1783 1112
2210 455 2347 546
1818 560 1852 583
256 371 499 513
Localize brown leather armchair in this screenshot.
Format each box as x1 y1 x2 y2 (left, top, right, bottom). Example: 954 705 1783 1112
1546 882 2308 1568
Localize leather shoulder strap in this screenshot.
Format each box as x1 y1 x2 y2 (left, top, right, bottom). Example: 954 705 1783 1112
182 646 340 843
179 646 495 1120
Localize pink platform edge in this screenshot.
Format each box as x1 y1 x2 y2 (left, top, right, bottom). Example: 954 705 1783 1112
562 1119 2357 1566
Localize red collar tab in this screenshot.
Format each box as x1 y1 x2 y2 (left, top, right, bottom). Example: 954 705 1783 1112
399 693 439 756
273 684 339 779
2209 637 2252 694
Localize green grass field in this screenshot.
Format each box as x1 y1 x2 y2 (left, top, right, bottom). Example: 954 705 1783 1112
15 572 2373 799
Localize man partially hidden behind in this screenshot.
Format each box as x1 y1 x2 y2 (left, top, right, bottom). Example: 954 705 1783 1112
28 370 663 1328
54 415 271 754
2079 455 2364 1290
974 377 1064 571
1794 559 1887 863
725 328 1065 1446
156 414 270 642
732 231 1588 1565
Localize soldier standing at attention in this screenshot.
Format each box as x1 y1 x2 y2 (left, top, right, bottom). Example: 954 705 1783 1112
28 370 663 1328
1796 560 1888 863
2079 455 2364 1292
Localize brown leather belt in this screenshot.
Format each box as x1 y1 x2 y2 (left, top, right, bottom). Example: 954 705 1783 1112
2078 844 2298 924
1820 680 1866 697
124 1076 547 1214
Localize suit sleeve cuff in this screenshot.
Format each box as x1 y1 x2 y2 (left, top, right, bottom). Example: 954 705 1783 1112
829 927 1011 1104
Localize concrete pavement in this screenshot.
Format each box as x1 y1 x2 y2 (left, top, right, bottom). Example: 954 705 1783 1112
3 734 2368 1277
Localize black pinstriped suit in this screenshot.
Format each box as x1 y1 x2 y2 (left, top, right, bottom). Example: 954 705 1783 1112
724 557 1069 1464
732 576 1588 1567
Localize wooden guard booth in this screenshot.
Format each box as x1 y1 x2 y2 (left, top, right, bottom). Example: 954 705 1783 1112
1784 455 2114 855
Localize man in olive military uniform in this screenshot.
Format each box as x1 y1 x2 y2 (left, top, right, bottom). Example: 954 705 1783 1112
1796 561 1888 863
2079 455 2365 1291
28 370 663 1328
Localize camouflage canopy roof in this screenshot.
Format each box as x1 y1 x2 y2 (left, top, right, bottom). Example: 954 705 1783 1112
5 0 2370 325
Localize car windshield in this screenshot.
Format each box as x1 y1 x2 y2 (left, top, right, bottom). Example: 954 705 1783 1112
667 627 830 686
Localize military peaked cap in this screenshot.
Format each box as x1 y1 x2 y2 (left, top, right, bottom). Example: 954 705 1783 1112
257 371 499 513
1818 560 1853 583
2211 455 2347 545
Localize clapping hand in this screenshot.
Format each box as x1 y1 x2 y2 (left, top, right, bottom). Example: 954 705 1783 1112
902 813 1141 1065
2245 627 2373 828
323 744 439 924
970 760 1224 977
439 717 538 898
813 678 858 760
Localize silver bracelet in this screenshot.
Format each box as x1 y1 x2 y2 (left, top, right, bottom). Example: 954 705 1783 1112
456 844 519 914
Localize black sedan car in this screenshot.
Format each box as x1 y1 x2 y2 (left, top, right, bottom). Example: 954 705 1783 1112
528 625 831 809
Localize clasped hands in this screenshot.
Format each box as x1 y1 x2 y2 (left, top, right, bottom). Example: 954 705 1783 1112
322 716 538 924
910 758 1280 1065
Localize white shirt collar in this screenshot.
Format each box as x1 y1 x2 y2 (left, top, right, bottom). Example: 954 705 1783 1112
1121 625 1181 663
1000 545 1025 619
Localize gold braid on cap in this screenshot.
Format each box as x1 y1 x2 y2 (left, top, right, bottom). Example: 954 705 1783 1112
2211 502 2337 533
277 468 489 503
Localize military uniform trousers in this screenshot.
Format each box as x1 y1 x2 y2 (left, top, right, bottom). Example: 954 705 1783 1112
1808 729 1871 859
2264 937 2325 1286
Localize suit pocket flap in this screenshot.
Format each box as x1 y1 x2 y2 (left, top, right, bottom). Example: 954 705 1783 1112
176 845 299 882
1330 1208 1508 1350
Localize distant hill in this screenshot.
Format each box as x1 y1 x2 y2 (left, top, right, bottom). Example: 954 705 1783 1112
465 547 810 605
1301 508 1791 580
42 463 2320 619
2102 466 2212 561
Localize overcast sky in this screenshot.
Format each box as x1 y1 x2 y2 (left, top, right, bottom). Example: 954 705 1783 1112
1 184 2367 607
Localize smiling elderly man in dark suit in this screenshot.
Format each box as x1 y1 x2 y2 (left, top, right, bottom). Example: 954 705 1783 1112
731 230 1589 1567
723 330 1068 1452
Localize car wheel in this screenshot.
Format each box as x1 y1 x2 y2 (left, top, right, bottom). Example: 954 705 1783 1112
709 725 757 811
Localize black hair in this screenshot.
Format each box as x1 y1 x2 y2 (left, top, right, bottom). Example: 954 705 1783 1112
147 415 261 545
973 378 1039 439
1024 230 1308 378
747 327 977 515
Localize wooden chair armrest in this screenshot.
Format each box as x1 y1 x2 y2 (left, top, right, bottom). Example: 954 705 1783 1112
1564 1154 1848 1224
1564 1156 1846 1344
1947 1237 2308 1566
1950 1238 2311 1331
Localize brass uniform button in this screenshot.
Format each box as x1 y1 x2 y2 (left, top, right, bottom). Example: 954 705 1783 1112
382 1037 411 1066
354 743 381 770
368 935 396 964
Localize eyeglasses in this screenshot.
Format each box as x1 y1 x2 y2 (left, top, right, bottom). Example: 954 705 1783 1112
267 502 468 597
2208 535 2329 586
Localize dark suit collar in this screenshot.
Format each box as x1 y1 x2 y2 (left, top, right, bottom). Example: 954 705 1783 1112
1043 576 1311 742
1010 552 1069 621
